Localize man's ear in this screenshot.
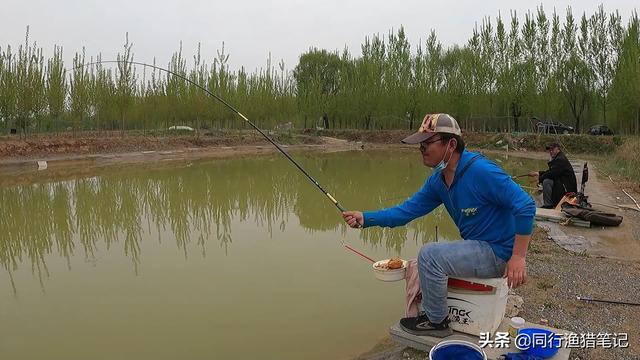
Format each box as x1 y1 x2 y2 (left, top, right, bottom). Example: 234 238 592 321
449 138 458 151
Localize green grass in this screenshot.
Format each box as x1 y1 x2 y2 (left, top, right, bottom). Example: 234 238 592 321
597 138 640 187
536 277 556 290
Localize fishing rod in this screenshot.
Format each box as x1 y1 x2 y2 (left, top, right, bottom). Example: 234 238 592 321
577 296 640 306
73 60 350 215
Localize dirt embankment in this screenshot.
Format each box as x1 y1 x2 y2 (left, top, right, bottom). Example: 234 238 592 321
0 131 326 160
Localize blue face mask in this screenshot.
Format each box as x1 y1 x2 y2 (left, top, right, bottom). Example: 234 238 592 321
433 160 447 173
432 140 454 173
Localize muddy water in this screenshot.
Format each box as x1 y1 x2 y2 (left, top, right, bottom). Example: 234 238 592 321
0 149 545 360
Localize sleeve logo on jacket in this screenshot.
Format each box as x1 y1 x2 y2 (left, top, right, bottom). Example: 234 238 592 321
461 207 478 217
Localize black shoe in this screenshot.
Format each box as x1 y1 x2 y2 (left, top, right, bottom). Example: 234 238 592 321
399 314 453 337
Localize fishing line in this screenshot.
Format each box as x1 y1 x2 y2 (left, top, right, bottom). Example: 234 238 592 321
72 60 350 214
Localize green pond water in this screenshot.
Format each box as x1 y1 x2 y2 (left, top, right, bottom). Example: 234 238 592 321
0 149 545 360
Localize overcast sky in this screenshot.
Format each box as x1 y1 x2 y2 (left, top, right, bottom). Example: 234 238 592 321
2 1 638 73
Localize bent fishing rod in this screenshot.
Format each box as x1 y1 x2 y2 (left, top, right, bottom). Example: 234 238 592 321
73 60 350 213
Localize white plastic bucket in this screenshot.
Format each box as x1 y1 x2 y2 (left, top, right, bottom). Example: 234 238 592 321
446 277 509 335
415 277 508 335
429 339 487 360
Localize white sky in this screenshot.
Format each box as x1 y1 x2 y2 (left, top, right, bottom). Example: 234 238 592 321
1 1 638 73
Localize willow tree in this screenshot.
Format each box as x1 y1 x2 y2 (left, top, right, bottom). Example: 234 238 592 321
439 46 474 122
554 6 593 132
69 49 91 134
186 43 208 133
293 48 343 128
494 11 529 131
610 13 640 133
356 35 385 129
519 10 540 122
115 34 136 134
545 9 564 121
423 30 445 112
333 50 358 128
466 26 484 125
0 46 17 133
208 42 232 129
166 43 188 129
14 28 46 137
587 6 623 124
479 18 498 125
559 54 592 133
91 54 117 132
384 27 412 128
492 14 510 129
535 6 552 118
46 45 67 132
140 58 165 132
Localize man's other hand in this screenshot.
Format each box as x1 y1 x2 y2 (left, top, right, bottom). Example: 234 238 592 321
504 255 527 288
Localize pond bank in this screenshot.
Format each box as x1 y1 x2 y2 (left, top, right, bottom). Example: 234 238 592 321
0 129 626 160
0 136 358 186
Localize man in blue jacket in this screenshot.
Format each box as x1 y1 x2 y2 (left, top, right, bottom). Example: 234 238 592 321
342 114 536 337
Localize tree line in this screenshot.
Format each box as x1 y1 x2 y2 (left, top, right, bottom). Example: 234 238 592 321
296 6 640 134
1 6 639 136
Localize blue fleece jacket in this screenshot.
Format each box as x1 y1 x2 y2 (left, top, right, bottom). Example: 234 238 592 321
363 150 536 261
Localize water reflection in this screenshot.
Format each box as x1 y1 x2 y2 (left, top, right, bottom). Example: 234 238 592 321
0 150 544 290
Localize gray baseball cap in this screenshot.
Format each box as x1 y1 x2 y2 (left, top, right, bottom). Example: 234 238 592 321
401 113 462 144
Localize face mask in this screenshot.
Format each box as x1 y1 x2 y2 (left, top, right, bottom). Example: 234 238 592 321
432 140 454 172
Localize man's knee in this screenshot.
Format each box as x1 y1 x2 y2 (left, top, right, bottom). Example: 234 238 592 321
418 242 445 267
542 178 554 188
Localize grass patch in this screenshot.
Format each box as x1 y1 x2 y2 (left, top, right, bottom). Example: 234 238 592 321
597 138 640 190
542 301 557 309
536 278 556 290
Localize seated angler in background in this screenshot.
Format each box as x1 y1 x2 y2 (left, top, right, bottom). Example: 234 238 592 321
528 142 577 209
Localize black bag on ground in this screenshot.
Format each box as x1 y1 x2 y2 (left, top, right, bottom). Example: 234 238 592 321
561 203 623 227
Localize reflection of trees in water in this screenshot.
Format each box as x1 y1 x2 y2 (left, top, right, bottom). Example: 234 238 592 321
0 157 300 280
2 151 539 286
1 184 57 291
52 183 74 269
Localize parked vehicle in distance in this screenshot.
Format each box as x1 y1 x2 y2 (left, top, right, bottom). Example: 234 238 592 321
589 124 614 135
534 118 575 134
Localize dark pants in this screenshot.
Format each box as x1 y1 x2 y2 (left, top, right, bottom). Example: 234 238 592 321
542 179 554 207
